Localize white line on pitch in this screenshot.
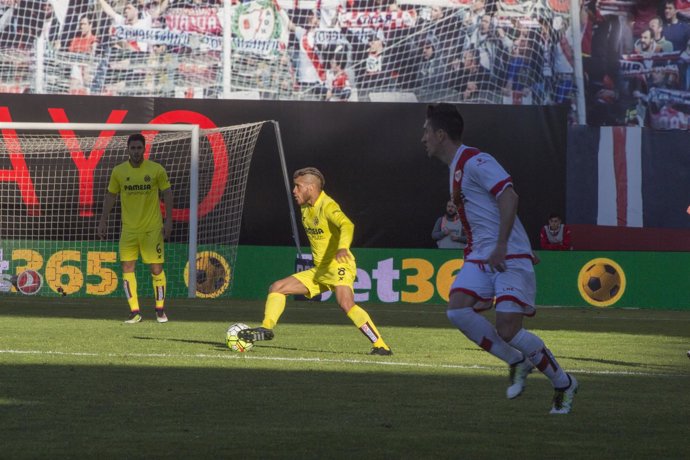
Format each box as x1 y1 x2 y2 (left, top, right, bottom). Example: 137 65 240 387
1 349 687 378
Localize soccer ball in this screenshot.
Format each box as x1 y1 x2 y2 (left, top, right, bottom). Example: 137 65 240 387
581 262 621 302
226 323 254 352
12 269 43 295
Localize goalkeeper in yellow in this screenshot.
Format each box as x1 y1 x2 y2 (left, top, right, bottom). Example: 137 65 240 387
240 167 392 355
97 133 173 324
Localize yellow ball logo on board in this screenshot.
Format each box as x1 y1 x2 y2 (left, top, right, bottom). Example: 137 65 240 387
184 251 231 298
577 258 626 307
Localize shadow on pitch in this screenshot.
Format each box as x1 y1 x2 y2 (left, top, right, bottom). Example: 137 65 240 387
2 297 690 338
131 335 355 355
564 355 684 372
1 363 689 458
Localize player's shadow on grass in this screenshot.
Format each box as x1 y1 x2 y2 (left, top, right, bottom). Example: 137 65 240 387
132 335 354 355
133 336 227 350
565 355 681 371
247 344 360 355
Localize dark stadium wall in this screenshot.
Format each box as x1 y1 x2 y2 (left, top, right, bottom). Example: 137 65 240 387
0 94 567 249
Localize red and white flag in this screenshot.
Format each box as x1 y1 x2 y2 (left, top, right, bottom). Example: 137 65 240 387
596 126 643 227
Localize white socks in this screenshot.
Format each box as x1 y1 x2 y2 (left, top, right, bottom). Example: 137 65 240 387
447 308 570 389
447 308 523 365
509 328 570 388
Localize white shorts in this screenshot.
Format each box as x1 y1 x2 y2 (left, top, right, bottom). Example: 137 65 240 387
450 257 536 316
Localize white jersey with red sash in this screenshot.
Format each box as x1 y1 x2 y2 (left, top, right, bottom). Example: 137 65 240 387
449 144 533 262
448 145 536 314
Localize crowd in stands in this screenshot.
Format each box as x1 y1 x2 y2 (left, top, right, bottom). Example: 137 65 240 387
0 0 583 105
584 0 690 128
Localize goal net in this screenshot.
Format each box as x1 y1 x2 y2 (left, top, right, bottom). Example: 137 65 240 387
0 0 578 108
0 121 266 299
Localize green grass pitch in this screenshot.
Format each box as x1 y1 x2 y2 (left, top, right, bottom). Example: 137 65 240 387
1 296 688 459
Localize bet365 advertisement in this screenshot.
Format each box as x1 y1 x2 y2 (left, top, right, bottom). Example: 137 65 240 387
1 243 688 310
231 246 689 311
0 242 233 299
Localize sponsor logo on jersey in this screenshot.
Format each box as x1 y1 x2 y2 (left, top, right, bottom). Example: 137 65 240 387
124 184 153 191
305 227 324 235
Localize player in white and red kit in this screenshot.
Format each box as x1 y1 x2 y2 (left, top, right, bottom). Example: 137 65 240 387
422 103 578 414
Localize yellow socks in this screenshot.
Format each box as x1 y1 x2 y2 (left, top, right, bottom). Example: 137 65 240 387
259 295 389 350
261 292 286 329
151 271 166 309
122 272 139 312
347 305 389 349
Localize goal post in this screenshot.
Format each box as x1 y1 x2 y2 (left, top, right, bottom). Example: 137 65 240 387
0 121 271 299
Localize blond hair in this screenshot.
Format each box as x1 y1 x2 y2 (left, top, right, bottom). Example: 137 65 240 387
293 167 325 188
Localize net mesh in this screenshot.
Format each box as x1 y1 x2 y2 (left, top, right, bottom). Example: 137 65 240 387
0 122 266 298
0 0 577 108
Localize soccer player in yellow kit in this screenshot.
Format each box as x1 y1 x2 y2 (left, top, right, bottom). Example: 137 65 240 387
98 133 173 324
240 167 392 355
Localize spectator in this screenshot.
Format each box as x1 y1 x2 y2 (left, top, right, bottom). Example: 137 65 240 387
634 28 662 68
143 0 169 28
464 14 513 82
533 17 555 104
446 49 492 102
326 54 352 101
420 5 461 60
432 200 466 249
459 0 485 44
68 14 97 53
285 10 328 99
97 0 153 53
505 30 530 93
316 0 348 29
662 0 690 51
539 213 573 250
38 0 62 50
416 36 445 100
551 16 575 105
649 16 674 52
68 14 98 94
680 37 690 90
357 38 398 95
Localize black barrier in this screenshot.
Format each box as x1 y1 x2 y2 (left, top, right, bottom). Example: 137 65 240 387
0 94 567 249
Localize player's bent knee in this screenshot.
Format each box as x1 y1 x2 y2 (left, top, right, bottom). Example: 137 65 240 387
121 261 136 272
337 301 355 313
268 281 286 294
446 307 476 330
268 277 300 295
495 317 523 342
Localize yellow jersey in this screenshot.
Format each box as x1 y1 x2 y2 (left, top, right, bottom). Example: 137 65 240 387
107 159 171 233
301 191 354 266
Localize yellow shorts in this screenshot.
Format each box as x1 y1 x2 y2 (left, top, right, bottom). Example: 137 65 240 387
292 258 357 299
119 229 165 264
